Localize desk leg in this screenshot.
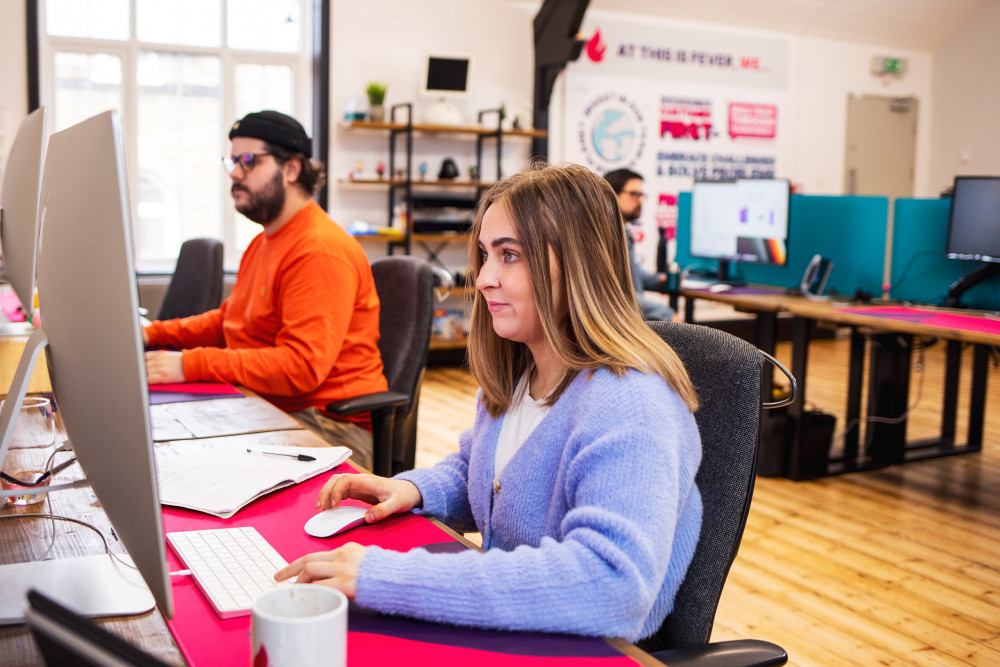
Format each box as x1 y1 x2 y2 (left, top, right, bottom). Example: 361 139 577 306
785 316 811 480
967 344 989 451
668 292 679 315
843 328 865 462
755 311 777 404
867 333 912 464
683 296 695 323
939 340 962 444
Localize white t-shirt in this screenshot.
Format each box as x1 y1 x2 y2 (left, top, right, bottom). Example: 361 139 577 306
494 373 552 476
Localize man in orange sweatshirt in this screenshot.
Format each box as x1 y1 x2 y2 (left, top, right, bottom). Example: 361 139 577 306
144 110 387 469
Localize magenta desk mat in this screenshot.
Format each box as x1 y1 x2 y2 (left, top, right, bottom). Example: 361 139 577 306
837 306 1000 336
148 381 244 405
162 465 637 666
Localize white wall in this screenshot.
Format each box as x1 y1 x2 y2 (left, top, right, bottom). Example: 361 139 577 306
0 1 29 170
546 8 934 197
789 37 933 196
0 1 971 216
930 0 1000 193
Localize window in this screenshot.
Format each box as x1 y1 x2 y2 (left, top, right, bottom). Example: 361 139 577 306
38 0 313 271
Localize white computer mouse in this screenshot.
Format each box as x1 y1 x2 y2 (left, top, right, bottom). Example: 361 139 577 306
708 283 733 293
304 505 369 538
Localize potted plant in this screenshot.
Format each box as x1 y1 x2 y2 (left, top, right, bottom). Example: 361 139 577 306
366 82 387 122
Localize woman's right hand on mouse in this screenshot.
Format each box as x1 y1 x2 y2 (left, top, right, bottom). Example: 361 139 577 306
317 473 422 523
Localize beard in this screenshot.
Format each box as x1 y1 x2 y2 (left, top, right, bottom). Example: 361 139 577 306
622 203 642 222
233 170 285 225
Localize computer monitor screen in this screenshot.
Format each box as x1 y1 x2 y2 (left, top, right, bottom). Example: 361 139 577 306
421 55 471 96
34 110 173 618
689 178 790 280
0 107 47 312
945 176 1000 263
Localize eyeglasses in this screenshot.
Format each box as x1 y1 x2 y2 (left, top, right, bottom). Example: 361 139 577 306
222 152 271 174
623 190 645 200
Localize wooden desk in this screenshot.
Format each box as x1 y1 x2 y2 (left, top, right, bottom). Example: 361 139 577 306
1 394 660 666
782 301 999 478
0 444 184 666
677 287 1000 479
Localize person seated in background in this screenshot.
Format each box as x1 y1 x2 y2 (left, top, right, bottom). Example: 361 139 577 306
604 168 676 321
143 110 387 469
276 163 703 642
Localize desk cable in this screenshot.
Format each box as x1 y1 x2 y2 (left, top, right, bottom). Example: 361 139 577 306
0 450 138 574
827 335 929 451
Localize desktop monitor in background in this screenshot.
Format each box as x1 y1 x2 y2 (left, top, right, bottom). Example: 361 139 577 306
943 175 1000 307
420 54 472 125
0 106 48 332
689 178 790 284
31 110 172 618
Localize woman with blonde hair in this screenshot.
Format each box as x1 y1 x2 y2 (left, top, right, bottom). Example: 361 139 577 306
277 162 702 642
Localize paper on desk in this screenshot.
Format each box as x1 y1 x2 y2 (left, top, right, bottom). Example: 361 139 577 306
149 395 301 442
154 431 350 518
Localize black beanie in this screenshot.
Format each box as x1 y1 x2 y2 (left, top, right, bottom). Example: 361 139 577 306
228 110 312 158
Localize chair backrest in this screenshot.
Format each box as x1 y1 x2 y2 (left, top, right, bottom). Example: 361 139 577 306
370 255 435 470
156 238 223 321
639 320 765 652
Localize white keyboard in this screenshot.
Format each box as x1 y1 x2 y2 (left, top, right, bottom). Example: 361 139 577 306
167 526 290 619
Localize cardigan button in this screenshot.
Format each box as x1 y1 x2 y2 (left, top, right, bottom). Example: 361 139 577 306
492 478 501 494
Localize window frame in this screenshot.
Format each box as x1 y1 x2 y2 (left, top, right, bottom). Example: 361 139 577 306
27 0 328 273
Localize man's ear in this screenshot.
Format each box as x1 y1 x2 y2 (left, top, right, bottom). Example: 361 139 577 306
283 156 303 184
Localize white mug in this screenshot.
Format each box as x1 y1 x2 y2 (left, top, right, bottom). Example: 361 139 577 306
251 585 347 667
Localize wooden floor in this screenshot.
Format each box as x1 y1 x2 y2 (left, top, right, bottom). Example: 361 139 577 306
415 335 1000 666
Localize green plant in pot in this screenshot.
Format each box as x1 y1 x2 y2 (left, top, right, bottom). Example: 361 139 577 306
366 82 387 122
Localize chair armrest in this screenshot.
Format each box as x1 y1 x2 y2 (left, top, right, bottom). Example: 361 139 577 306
649 639 787 667
325 391 409 417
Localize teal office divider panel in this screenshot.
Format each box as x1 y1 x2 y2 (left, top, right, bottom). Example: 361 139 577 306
676 192 887 294
891 198 1000 310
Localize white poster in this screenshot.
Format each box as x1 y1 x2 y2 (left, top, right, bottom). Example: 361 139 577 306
563 17 790 272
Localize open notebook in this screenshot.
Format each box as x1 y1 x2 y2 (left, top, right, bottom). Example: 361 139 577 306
154 431 350 518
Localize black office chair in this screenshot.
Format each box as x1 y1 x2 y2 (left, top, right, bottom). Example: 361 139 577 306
639 320 794 667
156 238 224 321
325 256 435 477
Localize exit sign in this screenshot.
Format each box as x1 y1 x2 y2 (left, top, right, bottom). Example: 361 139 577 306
872 56 907 75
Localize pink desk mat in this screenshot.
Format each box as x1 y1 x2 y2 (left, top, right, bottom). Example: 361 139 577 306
837 306 1000 336
148 381 244 405
0 292 27 322
163 466 635 665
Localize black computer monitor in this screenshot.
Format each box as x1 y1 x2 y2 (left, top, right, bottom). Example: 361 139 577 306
0 107 47 332
0 110 173 621
943 176 1000 307
421 55 472 96
689 178 790 283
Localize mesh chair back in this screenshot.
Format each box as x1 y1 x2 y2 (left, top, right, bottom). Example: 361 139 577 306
156 238 223 321
639 320 764 652
370 256 435 469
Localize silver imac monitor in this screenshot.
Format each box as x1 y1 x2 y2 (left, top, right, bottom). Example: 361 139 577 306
0 106 48 334
0 110 173 621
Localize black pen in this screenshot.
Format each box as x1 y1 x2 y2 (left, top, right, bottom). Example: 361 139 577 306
246 448 316 462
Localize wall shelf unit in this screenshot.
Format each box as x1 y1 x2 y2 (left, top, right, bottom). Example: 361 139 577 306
339 102 546 262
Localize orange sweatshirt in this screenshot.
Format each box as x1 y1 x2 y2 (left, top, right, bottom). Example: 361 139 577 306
145 201 387 427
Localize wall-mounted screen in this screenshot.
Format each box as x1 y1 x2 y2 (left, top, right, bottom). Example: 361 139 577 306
421 55 472 97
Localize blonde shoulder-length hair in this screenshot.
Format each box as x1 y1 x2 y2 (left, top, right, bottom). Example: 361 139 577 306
466 162 698 418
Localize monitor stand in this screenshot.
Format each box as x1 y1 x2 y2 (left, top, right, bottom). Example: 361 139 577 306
0 555 155 625
422 99 464 126
0 329 156 625
714 259 745 287
944 262 1000 308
